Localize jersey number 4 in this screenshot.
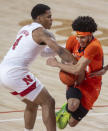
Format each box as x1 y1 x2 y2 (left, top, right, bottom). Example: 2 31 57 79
12 35 23 50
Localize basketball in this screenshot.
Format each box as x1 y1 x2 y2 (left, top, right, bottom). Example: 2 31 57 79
59 70 77 86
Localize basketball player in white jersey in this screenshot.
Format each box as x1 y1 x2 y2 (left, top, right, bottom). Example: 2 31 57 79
0 4 76 131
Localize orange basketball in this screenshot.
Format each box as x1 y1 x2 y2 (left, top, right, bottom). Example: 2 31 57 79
59 70 77 86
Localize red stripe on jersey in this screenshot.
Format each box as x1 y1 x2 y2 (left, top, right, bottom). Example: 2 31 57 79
11 82 36 97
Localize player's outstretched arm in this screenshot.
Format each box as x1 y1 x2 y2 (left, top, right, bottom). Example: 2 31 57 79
33 27 77 63
47 56 90 75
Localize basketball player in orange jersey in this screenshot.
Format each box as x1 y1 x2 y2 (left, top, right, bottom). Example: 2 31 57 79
47 16 104 127
0 4 77 131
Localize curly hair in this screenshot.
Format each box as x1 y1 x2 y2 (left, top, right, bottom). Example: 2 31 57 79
72 16 97 33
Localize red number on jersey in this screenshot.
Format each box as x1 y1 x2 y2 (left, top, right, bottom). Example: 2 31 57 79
12 35 23 50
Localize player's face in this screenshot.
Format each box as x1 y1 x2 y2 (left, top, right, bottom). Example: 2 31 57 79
76 35 90 48
40 10 52 29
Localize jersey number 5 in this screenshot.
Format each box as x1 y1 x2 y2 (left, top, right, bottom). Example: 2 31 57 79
12 35 23 50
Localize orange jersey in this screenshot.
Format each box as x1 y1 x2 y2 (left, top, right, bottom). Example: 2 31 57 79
66 36 103 110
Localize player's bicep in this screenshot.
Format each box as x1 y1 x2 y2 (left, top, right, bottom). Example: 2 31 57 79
36 27 59 49
37 27 55 41
32 27 55 44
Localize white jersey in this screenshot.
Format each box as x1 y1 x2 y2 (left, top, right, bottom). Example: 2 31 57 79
1 22 46 67
0 22 45 97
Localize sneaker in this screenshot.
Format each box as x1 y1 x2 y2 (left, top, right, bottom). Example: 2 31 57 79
57 111 71 129
56 103 71 129
56 103 67 122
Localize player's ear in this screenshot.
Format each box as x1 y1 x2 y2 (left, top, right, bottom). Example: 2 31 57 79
37 15 42 22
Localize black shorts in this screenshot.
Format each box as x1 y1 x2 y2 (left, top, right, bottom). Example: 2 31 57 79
66 86 89 121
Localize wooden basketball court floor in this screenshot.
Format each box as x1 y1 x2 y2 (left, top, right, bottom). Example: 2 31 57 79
0 0 108 130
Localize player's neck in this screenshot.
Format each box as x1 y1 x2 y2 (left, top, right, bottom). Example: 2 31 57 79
33 20 42 25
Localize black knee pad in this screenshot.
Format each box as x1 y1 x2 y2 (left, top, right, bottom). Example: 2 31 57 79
66 86 82 100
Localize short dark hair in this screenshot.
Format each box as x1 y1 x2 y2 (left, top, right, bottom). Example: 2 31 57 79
72 16 97 33
31 4 50 20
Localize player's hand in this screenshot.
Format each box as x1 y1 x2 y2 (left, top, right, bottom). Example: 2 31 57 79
89 69 106 77
47 57 58 67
